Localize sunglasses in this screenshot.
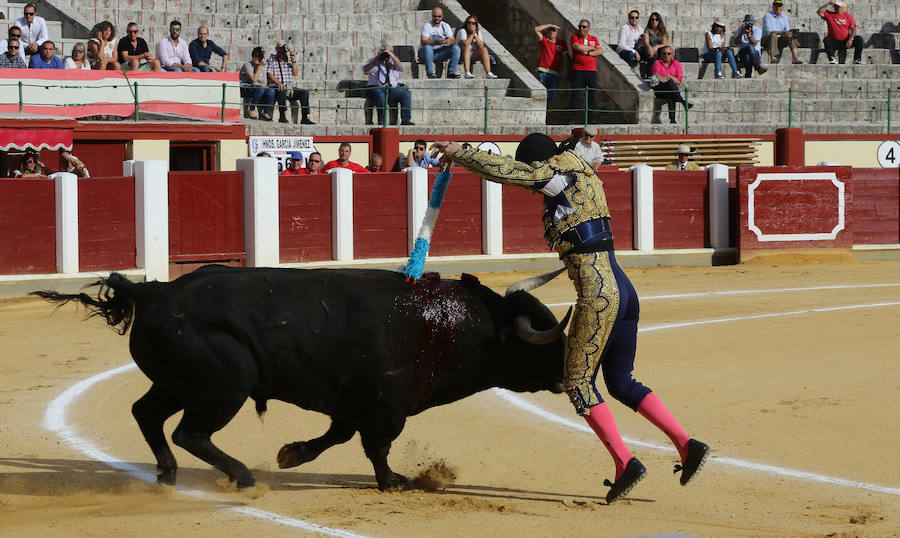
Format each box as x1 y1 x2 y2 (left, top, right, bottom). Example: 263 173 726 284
466 21 476 25
128 29 139 33
308 159 321 163
432 14 442 18
9 45 19 49
24 11 35 15
415 146 426 151
72 49 84 53
629 15 639 19
578 25 589 29
170 27 181 31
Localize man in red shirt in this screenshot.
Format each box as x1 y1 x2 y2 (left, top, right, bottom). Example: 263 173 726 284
568 19 603 123
534 23 565 105
817 0 864 64
280 152 308 175
322 142 370 173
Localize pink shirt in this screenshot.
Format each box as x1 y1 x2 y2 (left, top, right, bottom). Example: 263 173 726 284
652 58 683 83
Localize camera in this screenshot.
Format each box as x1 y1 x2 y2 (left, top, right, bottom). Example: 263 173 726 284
378 50 389 61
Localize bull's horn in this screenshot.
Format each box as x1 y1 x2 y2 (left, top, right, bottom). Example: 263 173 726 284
514 306 572 345
505 267 566 297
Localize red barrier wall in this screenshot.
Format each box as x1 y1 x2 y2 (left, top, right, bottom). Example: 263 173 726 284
280 174 333 262
0 179 56 274
78 177 136 271
429 169 483 256
601 171 634 250
850 168 900 245
653 170 709 249
502 185 547 254
354 172 409 259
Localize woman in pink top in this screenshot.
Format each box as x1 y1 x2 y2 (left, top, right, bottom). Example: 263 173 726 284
651 46 692 123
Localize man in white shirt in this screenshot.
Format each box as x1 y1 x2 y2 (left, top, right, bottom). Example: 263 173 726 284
416 6 460 79
762 0 802 64
615 10 643 68
156 19 194 71
0 27 27 64
15 3 48 56
574 126 606 173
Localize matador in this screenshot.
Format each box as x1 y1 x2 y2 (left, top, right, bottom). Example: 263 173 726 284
431 134 709 503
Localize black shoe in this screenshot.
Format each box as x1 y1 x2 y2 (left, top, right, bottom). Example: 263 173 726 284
686 103 694 110
401 120 415 125
674 439 710 486
278 116 289 123
604 458 646 503
300 118 315 125
427 73 437 79
448 72 461 79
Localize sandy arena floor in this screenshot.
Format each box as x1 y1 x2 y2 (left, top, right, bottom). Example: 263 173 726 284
1 257 899 537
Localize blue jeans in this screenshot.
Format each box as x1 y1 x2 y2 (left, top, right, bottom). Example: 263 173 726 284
737 46 761 77
702 49 739 75
617 49 637 67
417 45 460 76
241 85 275 116
537 71 559 105
163 64 201 72
195 64 220 72
366 85 412 123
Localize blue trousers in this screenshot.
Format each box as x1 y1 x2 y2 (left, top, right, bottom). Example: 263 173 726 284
417 45 460 76
737 46 761 77
702 49 739 75
537 71 559 105
240 85 275 116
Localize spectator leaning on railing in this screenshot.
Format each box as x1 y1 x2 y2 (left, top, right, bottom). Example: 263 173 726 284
280 152 307 175
15 3 47 57
0 27 26 64
322 142 369 173
29 41 63 69
366 152 383 172
59 150 90 178
157 19 194 72
732 14 768 77
534 23 565 105
189 26 229 72
666 144 701 170
88 21 121 70
64 42 91 70
118 23 163 71
402 139 441 168
817 0 865 64
574 126 606 173
762 0 802 64
303 152 325 174
0 38 26 68
615 10 643 68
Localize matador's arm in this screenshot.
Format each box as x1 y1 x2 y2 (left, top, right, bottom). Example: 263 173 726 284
450 145 556 190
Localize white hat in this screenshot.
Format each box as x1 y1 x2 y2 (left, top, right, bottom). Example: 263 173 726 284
583 126 598 137
676 143 694 155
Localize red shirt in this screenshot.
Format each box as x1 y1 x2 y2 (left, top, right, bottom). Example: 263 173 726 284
821 10 855 41
538 36 565 73
569 33 600 71
322 160 369 173
280 168 308 175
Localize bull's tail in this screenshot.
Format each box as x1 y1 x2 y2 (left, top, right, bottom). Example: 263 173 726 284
31 273 139 335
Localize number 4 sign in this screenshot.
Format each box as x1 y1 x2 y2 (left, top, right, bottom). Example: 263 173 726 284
877 140 900 168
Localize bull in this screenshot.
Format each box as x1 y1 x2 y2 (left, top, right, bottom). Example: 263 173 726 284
34 265 570 490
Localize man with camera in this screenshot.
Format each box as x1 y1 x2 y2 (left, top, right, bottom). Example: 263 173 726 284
762 0 802 64
267 40 314 124
733 14 768 77
362 45 415 126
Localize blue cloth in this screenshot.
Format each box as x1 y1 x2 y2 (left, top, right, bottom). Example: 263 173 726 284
734 25 763 53
28 54 63 69
188 38 227 68
537 71 559 104
762 10 790 37
702 49 739 75
240 85 275 116
737 46 762 77
417 44 460 76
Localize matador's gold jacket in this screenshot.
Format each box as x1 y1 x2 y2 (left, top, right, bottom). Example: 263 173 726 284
453 146 611 257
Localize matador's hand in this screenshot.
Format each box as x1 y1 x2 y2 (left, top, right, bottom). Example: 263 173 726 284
430 141 461 166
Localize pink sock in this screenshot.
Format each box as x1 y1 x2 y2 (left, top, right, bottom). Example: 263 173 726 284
585 403 633 480
637 392 691 461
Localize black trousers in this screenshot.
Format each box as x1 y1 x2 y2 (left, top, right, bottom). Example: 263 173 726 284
653 80 687 123
569 70 598 120
823 35 864 63
274 87 310 120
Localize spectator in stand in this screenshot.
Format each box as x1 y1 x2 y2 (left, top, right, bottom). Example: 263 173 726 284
304 152 325 174
615 10 643 68
569 19 603 122
29 41 63 69
402 139 441 168
762 0 802 64
13 150 50 178
322 142 370 173
732 14 768 77
418 6 460 79
0 27 26 65
574 126 606 172
280 152 307 175
189 26 229 72
64 42 91 70
703 18 742 79
59 150 90 178
0 38 26 68
87 21 121 71
666 144 701 170
363 45 415 126
817 0 865 64
118 23 162 71
15 3 47 56
157 19 194 72
240 46 275 120
268 40 314 124
534 23 565 105
652 46 692 124
366 152 383 172
637 12 667 79
455 16 497 79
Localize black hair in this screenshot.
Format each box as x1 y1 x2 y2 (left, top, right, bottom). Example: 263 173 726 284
515 133 559 163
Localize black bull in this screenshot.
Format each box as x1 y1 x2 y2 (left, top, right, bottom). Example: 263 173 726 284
34 265 571 490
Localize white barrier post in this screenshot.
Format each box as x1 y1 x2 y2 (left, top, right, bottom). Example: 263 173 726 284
51 172 78 274
237 157 280 267
407 166 428 248
707 164 730 250
631 164 654 251
122 160 135 177
482 180 503 255
134 160 169 282
331 168 354 261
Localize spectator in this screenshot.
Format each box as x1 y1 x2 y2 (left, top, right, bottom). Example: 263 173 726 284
569 19 603 122
29 41 63 69
15 3 47 56
666 144 701 170
189 26 229 72
456 16 497 79
403 139 441 168
366 152 383 172
363 45 415 126
157 19 194 72
322 142 370 173
637 12 668 79
304 152 325 174
88 21 121 70
574 126 606 172
533 23 565 105
651 46 692 124
59 150 90 178
703 18 742 78
256 151 272 158
64 42 91 69
762 0 802 64
13 151 50 178
732 14 768 77
418 6 460 79
268 40 314 124
615 10 643 68
118 22 162 71
240 46 275 120
280 152 307 175
817 0 865 64
0 27 26 65
0 38 26 68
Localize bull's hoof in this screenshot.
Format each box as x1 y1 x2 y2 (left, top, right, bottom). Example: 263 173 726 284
157 469 176 486
236 474 256 489
277 441 316 469
376 471 408 491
